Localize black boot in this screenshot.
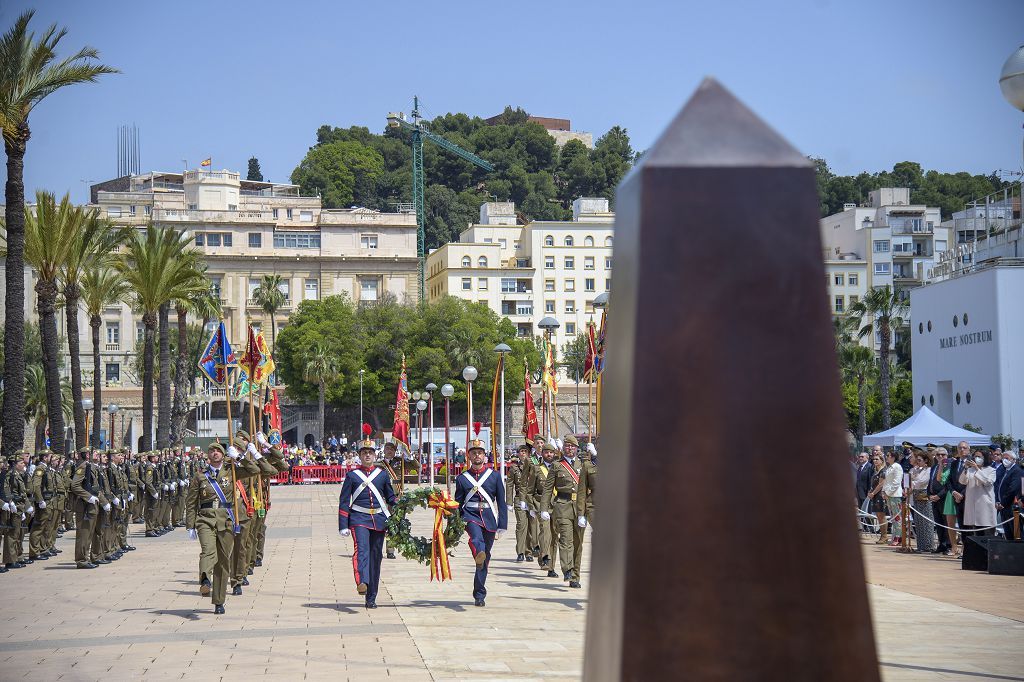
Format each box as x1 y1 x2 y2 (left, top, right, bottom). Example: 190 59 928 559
214 604 225 615
232 585 242 596
516 553 525 562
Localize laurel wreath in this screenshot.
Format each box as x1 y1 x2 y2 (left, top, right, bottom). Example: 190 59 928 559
386 486 466 563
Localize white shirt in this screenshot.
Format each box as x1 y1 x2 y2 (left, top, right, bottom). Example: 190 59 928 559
882 464 903 497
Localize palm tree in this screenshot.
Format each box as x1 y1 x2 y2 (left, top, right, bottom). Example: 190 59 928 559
840 344 877 445
848 285 908 430
81 267 130 447
304 343 337 443
252 274 286 351
168 262 210 444
23 191 87 455
24 364 72 452
0 10 117 458
61 210 127 449
118 226 201 451
156 250 204 447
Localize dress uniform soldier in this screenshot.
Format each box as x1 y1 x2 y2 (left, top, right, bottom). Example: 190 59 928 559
508 444 535 562
530 443 559 576
185 441 262 614
541 435 587 588
455 439 508 607
70 447 105 568
338 438 398 609
2 452 31 569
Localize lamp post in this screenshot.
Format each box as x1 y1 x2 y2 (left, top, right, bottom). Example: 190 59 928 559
493 343 511 483
462 366 478 453
82 398 94 448
592 292 609 439
107 403 119 450
425 383 437 486
416 398 427 483
999 46 1024 172
441 383 454 490
537 317 560 438
358 369 365 438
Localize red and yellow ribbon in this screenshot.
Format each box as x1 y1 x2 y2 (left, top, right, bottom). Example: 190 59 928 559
428 490 459 581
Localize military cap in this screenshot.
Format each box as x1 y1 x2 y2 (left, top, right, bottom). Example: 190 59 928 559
542 442 557 453
533 435 545 446
383 440 398 450
358 438 376 452
208 442 227 455
563 435 579 447
235 429 251 442
15 448 30 456
517 443 531 452
77 446 91 454
468 439 486 452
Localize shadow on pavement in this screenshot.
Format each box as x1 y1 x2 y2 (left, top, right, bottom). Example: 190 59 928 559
404 599 469 612
301 602 360 614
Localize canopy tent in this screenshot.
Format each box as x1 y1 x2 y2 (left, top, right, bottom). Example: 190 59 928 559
862 406 990 447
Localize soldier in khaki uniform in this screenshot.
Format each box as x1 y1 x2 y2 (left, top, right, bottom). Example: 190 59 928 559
51 454 69 538
111 450 135 554
70 447 104 568
28 451 55 561
143 452 162 536
231 430 278 592
92 450 116 563
62 456 78 530
540 435 586 588
3 452 31 569
185 441 261 614
530 443 559 577
508 444 535 562
250 431 289 570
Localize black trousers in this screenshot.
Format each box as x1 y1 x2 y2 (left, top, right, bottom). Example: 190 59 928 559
931 500 950 550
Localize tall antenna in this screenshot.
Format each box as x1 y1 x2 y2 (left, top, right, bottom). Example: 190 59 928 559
117 124 140 177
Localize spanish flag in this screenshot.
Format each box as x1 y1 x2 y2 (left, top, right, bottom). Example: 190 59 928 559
200 157 212 167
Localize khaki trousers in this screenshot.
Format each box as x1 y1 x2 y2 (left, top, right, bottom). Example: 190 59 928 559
75 505 98 565
29 508 51 557
3 513 23 564
552 499 575 576
196 516 234 605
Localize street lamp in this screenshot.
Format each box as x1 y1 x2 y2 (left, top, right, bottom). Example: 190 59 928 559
82 398 94 448
441 383 454 490
462 366 478 453
425 383 437 486
416 399 427 480
1000 46 1024 182
592 292 609 440
107 403 119 449
493 343 511 483
537 317 560 438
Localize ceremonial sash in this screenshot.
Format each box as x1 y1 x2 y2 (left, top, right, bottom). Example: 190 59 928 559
560 460 580 486
205 471 239 534
235 480 254 516
351 468 390 518
461 468 498 525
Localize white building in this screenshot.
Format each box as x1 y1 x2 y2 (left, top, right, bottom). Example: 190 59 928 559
910 262 1024 436
425 198 613 365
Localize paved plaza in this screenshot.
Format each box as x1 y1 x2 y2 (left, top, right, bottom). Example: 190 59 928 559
0 484 1021 681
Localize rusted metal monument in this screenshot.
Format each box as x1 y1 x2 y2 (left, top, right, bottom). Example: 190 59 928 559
583 79 879 681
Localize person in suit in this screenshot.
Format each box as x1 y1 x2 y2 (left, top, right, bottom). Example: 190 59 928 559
854 452 873 531
338 438 398 609
455 439 508 607
996 450 1022 537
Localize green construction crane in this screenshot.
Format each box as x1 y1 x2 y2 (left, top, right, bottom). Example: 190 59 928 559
388 96 495 303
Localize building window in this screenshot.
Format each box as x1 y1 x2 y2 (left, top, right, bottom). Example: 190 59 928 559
834 274 844 286
105 322 120 345
566 322 576 335
462 256 472 268
360 278 379 301
545 279 555 292
605 257 612 269
210 276 222 299
478 256 488 268
461 277 471 291
248 278 261 302
516 302 533 316
272 208 279 219
565 279 575 292
273 232 321 249
545 300 555 313
105 363 120 383
195 233 205 246
136 323 145 342
144 205 151 216
361 234 378 249
107 207 122 218
565 257 575 270
248 232 262 248
873 263 890 275
498 239 507 249
873 240 890 253
565 236 574 247
188 203 198 210
565 300 576 313
585 256 595 270
966 391 971 404
545 235 554 247
300 210 313 222
478 277 488 290
501 278 516 293
849 273 858 286
849 295 858 306
956 393 961 405
584 236 594 247
304 279 319 301
834 296 844 313
585 278 596 292
207 233 222 247
585 300 595 314
962 313 968 326
222 233 232 247
545 256 555 269
605 278 611 291
605 236 613 247
129 205 136 216
286 208 294 220
513 240 520 250
276 280 290 302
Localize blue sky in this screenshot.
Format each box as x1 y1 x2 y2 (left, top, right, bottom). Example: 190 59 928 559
3 0 1022 203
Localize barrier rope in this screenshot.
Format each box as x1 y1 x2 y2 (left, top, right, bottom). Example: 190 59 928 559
856 503 1014 533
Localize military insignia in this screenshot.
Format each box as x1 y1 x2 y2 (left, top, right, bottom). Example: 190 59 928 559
268 429 282 445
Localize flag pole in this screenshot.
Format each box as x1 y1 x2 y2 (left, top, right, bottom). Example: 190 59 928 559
224 359 242 532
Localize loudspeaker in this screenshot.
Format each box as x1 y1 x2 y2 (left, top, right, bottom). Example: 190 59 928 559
987 538 1024 576
961 535 989 571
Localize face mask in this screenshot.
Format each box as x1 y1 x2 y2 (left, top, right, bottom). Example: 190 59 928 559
1004 459 1014 468
974 456 984 465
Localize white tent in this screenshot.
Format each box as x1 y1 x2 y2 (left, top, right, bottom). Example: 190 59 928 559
862 406 990 447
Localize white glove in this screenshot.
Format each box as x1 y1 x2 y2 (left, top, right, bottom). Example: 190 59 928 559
103 503 111 512
517 501 527 511
529 510 536 518
339 528 351 537
256 431 269 446
113 497 120 506
247 442 259 456
180 479 188 487
26 505 34 515
128 493 134 502
162 484 169 491
38 500 46 509
171 482 177 491
227 446 240 460
540 511 550 521
187 528 198 541
586 443 597 456
2 502 11 513
21 513 25 521
577 516 587 528
87 495 98 505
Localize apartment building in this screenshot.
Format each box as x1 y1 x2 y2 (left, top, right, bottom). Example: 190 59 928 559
425 198 613 361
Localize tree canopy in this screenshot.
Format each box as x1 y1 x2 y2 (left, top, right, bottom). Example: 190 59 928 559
291 109 637 250
275 294 541 430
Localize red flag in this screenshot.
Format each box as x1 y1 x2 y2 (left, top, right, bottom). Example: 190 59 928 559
239 325 262 380
392 355 411 451
583 320 597 383
521 358 539 442
263 387 282 432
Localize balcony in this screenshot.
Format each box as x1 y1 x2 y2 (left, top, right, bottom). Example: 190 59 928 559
247 298 292 310
891 224 933 235
892 247 933 259
105 343 120 352
153 208 273 224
